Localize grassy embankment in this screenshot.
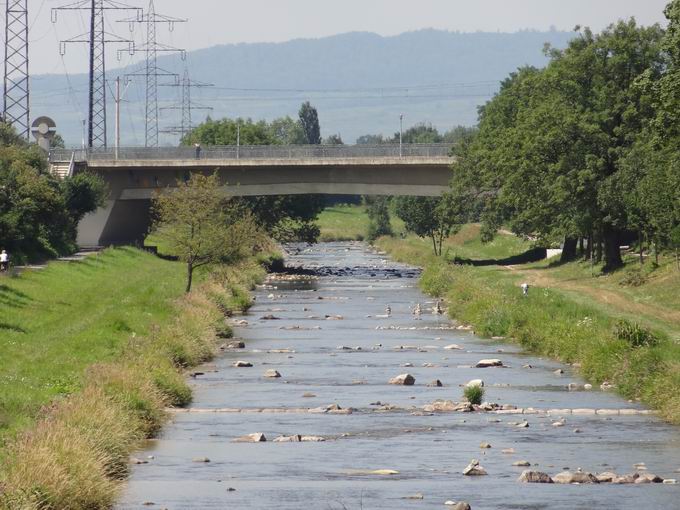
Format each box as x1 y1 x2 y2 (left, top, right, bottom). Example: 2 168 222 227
318 204 680 423
0 247 269 508
317 204 405 241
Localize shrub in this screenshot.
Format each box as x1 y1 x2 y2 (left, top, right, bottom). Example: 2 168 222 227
619 267 647 287
463 385 485 405
613 319 659 348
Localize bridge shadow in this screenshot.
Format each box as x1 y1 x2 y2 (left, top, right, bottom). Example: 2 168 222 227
451 247 547 267
0 284 32 309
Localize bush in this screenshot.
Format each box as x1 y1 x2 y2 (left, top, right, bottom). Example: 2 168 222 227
463 385 485 405
619 267 647 287
613 319 660 347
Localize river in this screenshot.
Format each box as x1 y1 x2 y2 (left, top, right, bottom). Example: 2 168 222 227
118 242 680 509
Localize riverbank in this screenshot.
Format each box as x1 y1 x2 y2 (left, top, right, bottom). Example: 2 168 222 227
375 235 680 424
0 247 269 509
317 204 405 241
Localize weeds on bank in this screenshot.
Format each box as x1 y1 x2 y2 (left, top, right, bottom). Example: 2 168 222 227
376 237 680 425
0 258 265 509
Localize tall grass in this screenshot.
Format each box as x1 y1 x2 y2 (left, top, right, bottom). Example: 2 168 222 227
0 251 267 509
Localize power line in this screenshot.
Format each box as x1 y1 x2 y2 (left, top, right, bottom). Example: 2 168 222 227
51 0 140 148
160 68 212 140
119 0 186 147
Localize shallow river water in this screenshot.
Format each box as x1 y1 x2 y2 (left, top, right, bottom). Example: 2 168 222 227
119 242 680 509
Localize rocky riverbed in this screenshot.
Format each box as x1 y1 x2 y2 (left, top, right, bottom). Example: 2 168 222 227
118 242 680 509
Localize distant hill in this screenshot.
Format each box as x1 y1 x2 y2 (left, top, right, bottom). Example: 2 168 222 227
30 29 574 146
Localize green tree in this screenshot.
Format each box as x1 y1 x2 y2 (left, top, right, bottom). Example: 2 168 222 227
298 101 321 145
182 116 325 243
394 195 461 256
364 196 393 241
451 20 665 271
152 173 261 292
393 122 442 143
324 133 343 145
356 134 385 145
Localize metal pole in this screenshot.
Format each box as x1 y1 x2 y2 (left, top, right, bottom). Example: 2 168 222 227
115 76 120 159
399 114 403 158
236 123 240 159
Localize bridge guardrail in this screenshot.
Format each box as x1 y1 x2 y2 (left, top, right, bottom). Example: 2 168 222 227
49 143 454 163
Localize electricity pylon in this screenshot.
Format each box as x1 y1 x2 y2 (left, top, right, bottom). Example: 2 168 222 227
3 0 29 139
52 0 140 148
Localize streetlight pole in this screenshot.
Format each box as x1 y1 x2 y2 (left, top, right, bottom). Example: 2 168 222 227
236 122 240 159
399 113 403 158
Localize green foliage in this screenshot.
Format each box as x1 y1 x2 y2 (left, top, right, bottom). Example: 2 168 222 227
450 20 670 271
0 121 106 263
619 267 648 287
324 133 343 145
151 173 262 292
298 101 321 145
463 385 485 405
393 195 461 255
364 196 393 241
60 172 107 223
613 319 660 348
181 113 325 243
182 116 303 146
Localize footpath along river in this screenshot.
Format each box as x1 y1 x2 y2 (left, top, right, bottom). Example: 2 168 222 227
118 242 680 509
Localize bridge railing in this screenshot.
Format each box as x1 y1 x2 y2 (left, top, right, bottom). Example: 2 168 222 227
49 143 454 163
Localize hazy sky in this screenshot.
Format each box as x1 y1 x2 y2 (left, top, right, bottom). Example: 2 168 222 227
23 0 671 75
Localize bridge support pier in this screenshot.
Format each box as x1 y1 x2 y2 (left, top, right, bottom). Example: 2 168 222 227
77 199 152 248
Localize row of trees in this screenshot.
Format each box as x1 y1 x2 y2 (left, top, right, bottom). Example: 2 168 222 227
179 102 334 243
447 4 680 271
357 123 477 145
181 102 343 147
0 122 106 263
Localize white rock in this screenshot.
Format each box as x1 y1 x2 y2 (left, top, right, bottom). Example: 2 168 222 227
475 359 503 368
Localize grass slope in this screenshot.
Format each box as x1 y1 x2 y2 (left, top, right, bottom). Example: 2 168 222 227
0 248 186 440
0 247 267 508
317 204 405 241
376 230 680 424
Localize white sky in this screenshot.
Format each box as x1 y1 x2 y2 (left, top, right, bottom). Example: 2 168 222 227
21 0 671 75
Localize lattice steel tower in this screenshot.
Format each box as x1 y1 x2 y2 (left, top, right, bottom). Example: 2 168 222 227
161 68 212 141
3 0 30 139
52 1 139 148
122 1 186 147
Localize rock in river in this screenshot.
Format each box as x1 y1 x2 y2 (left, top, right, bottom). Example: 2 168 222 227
233 361 253 367
389 373 415 385
463 459 487 476
475 359 503 368
445 502 471 510
233 433 267 443
466 379 484 388
263 369 282 378
518 470 553 483
427 379 443 387
552 470 599 484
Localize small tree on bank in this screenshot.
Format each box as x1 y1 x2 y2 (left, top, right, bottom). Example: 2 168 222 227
152 173 258 292
394 195 461 256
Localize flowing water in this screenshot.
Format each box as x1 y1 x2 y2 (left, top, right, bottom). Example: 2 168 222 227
118 242 680 509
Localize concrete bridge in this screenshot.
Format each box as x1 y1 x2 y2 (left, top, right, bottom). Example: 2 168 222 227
48 144 455 247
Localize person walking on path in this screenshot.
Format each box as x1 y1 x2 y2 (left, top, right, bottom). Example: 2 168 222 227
0 249 9 272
